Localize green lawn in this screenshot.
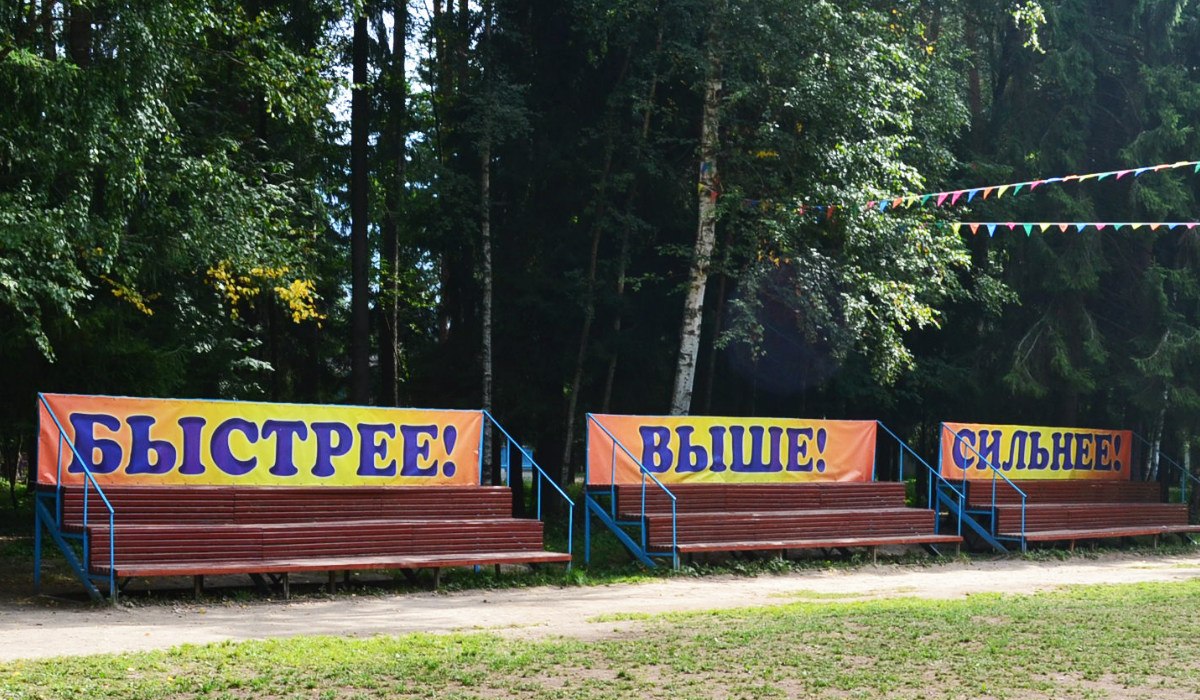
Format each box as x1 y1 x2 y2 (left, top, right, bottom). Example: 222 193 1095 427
4 580 1200 699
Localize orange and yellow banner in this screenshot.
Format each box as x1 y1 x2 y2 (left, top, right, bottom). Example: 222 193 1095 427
586 414 876 486
939 422 1131 481
38 394 483 487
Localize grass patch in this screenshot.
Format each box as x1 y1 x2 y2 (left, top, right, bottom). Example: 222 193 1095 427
768 589 875 601
4 580 1200 698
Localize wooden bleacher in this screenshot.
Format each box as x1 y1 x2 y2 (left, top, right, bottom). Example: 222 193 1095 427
53 484 570 597
965 480 1200 549
614 482 960 557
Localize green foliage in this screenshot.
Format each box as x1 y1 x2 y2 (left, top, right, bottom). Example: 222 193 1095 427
714 2 971 384
0 1 343 428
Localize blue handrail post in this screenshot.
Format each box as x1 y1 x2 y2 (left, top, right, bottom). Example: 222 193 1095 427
640 475 648 550
671 498 679 570
37 394 117 603
874 421 967 541
584 494 591 564
585 414 678 569
608 442 617 519
33 495 42 593
482 411 575 563
948 429 1029 549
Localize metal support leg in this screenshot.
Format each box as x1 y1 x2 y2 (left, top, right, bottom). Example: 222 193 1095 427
432 568 441 591
193 575 203 601
282 572 290 600
33 506 42 594
327 571 337 594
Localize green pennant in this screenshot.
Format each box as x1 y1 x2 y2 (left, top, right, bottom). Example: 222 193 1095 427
920 194 933 206
1022 224 1033 236
1012 184 1025 196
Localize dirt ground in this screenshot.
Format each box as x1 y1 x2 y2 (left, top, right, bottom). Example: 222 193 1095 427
2 551 1199 662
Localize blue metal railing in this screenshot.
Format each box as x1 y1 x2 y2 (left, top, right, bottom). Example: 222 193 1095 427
875 421 965 538
36 394 117 601
584 414 679 568
1131 432 1200 507
482 411 575 561
942 425 1029 550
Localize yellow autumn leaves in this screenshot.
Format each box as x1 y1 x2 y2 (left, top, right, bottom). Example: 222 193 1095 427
206 261 325 324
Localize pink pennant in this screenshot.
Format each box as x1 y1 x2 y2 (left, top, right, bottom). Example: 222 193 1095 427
1006 222 1017 231
936 192 950 207
1115 170 1133 179
1096 224 1108 231
1058 224 1069 232
950 191 965 205
1029 180 1046 190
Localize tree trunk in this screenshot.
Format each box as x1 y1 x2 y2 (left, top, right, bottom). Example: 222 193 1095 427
41 0 55 60
601 229 629 413
1149 388 1168 482
350 12 372 405
480 1 495 483
560 142 616 484
668 5 723 415
377 0 407 407
481 142 495 482
1181 433 1195 522
700 264 728 414
602 18 664 413
66 1 89 67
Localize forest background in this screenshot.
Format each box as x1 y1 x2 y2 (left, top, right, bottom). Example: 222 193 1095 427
3 0 1200 492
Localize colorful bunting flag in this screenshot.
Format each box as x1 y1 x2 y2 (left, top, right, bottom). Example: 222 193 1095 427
949 222 1200 235
863 159 1200 213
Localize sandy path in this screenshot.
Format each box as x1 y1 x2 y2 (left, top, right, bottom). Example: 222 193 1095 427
2 552 1200 662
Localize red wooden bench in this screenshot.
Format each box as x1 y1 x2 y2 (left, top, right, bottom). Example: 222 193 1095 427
965 480 1200 549
53 485 570 598
614 483 960 558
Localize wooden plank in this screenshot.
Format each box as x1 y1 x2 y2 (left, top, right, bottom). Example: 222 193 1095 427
999 525 1200 542
94 550 573 578
671 534 961 554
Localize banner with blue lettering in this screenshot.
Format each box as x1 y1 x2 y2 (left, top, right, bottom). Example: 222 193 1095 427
939 422 1131 481
37 394 483 487
586 414 876 486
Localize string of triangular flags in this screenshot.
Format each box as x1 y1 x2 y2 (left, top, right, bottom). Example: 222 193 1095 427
868 159 1200 212
950 222 1200 236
